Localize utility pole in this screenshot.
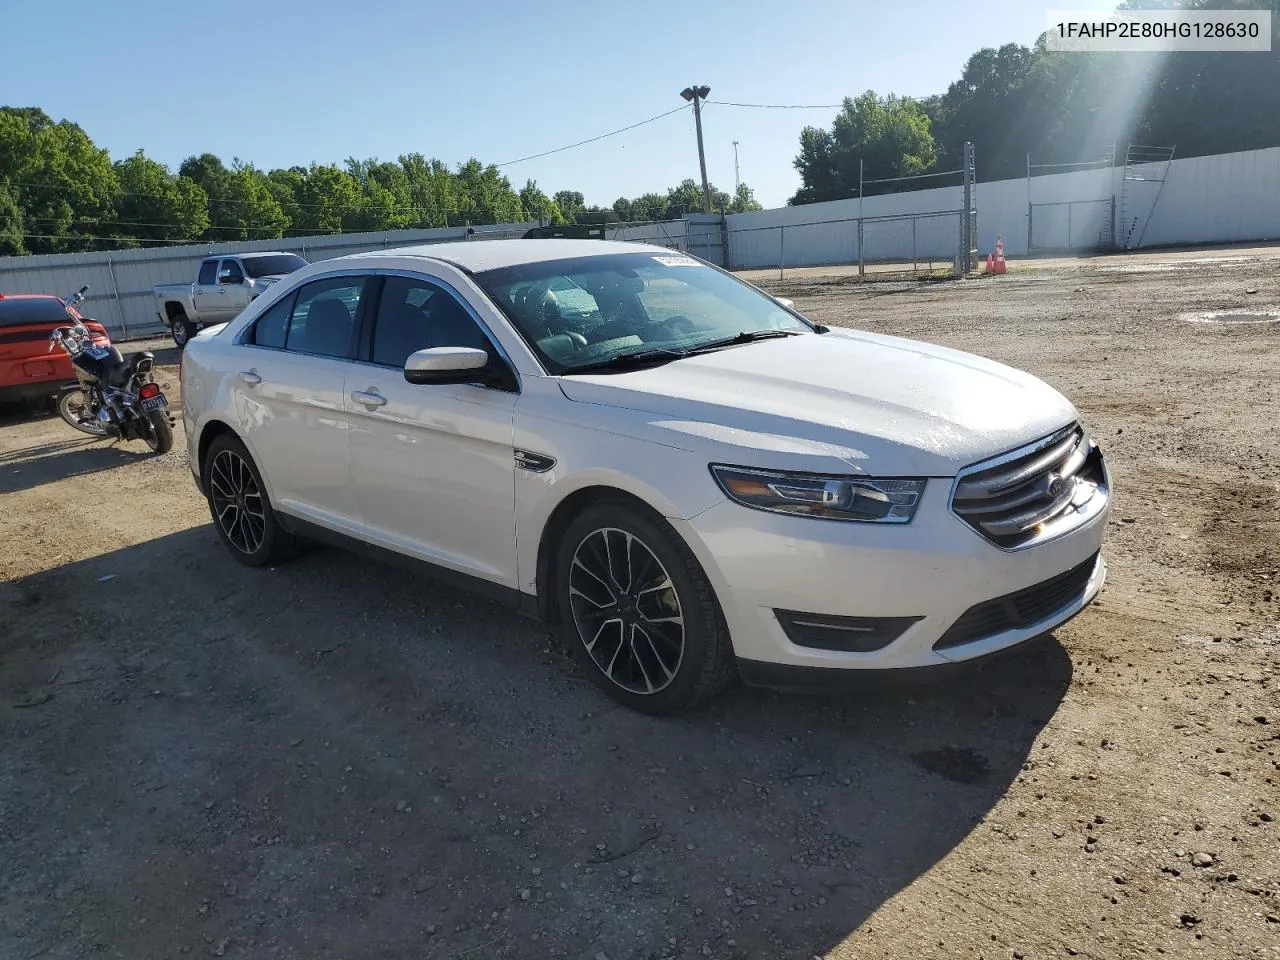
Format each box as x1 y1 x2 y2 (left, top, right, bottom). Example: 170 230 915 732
732 141 740 193
680 85 713 214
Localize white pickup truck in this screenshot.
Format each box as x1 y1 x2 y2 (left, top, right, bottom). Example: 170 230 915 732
154 252 308 347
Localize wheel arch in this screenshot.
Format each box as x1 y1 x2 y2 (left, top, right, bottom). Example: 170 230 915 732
533 484 687 625
164 301 189 322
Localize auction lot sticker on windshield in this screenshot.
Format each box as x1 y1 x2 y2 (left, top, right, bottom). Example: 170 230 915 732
653 255 699 267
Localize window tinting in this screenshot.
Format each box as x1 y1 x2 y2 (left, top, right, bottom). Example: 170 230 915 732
371 276 490 368
284 277 365 359
220 259 244 283
197 260 218 285
242 254 307 278
251 295 292 348
0 297 70 327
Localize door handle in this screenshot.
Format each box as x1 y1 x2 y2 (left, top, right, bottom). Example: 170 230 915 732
350 389 387 407
237 371 262 386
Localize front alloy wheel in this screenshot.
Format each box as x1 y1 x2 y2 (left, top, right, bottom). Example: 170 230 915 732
568 527 685 695
557 503 735 715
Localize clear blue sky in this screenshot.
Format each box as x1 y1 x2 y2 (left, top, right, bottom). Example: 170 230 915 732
2 0 1114 209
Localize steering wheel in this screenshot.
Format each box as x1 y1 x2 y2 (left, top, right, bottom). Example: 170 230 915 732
657 315 695 337
563 331 588 350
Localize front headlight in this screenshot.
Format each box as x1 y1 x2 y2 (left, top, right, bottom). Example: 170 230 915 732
710 465 925 523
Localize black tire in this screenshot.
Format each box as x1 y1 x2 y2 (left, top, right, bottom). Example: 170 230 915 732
203 434 299 567
57 389 108 436
556 501 735 715
170 312 197 349
143 409 173 454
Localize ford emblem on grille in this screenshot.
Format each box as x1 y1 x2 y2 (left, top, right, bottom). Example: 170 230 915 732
1046 473 1064 497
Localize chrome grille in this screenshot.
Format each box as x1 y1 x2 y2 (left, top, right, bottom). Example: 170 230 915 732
951 423 1107 549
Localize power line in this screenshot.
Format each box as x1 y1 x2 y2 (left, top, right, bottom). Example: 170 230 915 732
708 100 845 110
496 105 691 167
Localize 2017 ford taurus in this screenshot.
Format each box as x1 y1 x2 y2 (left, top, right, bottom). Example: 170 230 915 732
180 240 1110 714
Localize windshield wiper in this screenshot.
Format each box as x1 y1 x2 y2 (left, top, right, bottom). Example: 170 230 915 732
563 347 688 375
688 329 804 354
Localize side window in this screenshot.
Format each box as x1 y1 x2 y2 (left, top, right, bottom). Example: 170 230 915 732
250 295 292 348
284 277 365 359
220 259 244 283
197 259 218 285
371 276 491 368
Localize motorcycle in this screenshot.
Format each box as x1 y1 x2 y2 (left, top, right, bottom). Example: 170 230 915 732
50 286 175 454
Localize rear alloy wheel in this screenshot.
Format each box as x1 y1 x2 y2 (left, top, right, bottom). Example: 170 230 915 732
557 503 735 715
204 435 298 566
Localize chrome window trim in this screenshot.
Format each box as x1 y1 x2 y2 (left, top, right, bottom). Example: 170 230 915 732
370 268 522 393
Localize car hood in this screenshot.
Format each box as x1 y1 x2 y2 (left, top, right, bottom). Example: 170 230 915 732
556 329 1079 476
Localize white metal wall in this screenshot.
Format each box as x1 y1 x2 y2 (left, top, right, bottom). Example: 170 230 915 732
726 145 1280 268
0 224 536 339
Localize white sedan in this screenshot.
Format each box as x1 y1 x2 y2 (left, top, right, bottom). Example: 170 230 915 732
180 240 1109 714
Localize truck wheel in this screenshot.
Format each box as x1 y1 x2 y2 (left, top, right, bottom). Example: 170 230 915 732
171 314 197 349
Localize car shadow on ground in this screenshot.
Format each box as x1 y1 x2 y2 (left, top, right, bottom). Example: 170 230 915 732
0 436 167 495
1 526 1072 960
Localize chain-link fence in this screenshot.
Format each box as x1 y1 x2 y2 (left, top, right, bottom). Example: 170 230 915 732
861 210 964 276
727 208 965 280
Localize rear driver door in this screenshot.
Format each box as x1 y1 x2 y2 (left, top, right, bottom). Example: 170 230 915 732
232 275 369 530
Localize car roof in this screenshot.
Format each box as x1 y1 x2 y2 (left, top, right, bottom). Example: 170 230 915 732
345 239 673 273
220 251 300 259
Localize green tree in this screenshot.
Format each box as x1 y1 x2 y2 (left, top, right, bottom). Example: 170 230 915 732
265 167 306 231
520 180 565 224
552 190 585 223
114 151 210 243
179 153 238 239
0 178 23 255
226 165 287 239
293 164 360 233
790 92 937 204
629 193 667 222
455 160 523 224
0 107 119 253
930 44 1036 179
727 183 763 213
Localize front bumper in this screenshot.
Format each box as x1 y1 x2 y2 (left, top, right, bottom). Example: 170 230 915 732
674 476 1109 675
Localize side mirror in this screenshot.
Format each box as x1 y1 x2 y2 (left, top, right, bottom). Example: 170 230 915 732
404 347 491 385
775 296 795 310
218 270 240 285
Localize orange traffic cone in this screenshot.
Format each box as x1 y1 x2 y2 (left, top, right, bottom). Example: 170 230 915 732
993 236 1007 274
986 253 995 273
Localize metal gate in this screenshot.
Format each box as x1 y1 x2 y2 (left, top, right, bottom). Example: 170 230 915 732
1029 198 1115 252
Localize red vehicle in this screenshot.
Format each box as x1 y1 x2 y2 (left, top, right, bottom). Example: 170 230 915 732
0 292 111 404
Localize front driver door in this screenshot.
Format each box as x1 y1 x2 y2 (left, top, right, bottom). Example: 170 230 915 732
346 272 518 587
217 258 252 321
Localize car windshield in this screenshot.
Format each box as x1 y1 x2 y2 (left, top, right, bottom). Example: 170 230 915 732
0 297 70 327
473 252 812 374
242 254 307 278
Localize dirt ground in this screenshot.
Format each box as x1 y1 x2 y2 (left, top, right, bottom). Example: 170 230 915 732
1 250 1278 960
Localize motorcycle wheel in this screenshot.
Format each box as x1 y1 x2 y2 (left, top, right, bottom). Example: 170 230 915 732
57 390 109 436
143 409 174 454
